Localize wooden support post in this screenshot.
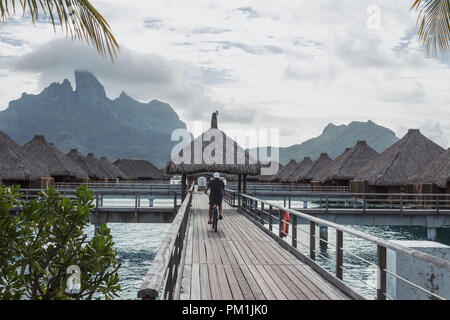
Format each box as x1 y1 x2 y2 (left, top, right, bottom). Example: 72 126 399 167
336 230 343 280
279 210 283 238
134 192 138 216
173 192 177 215
310 221 315 260
292 214 297 248
261 202 265 225
319 225 328 248
238 174 242 206
181 173 187 200
269 205 273 232
400 194 403 213
243 174 247 194
377 245 387 300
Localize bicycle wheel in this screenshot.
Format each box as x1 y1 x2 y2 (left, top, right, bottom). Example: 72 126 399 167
213 207 218 232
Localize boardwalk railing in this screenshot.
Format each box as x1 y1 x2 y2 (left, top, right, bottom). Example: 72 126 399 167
17 188 181 210
138 185 194 300
226 190 450 212
54 181 179 191
226 183 349 193
225 190 450 300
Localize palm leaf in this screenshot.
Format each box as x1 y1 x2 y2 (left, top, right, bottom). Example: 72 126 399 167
0 0 119 60
411 0 450 57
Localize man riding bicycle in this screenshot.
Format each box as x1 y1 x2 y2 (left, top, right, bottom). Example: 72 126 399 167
205 172 226 224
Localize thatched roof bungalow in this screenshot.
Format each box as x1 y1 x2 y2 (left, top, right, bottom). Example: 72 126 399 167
352 129 445 193
315 141 379 186
22 135 88 182
66 149 108 181
85 153 111 181
408 148 450 194
288 157 314 183
0 131 51 187
114 159 164 180
271 159 297 182
99 156 128 180
300 153 333 183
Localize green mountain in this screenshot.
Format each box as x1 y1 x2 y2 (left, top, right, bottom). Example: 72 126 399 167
0 71 187 167
253 120 399 165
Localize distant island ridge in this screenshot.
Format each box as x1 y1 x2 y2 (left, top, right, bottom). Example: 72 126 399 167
0 70 400 167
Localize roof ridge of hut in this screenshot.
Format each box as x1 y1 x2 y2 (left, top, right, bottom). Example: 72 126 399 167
354 129 445 186
303 152 333 181
408 148 450 188
99 156 128 179
66 149 102 180
114 158 164 180
315 141 379 182
85 153 111 180
288 156 314 182
0 131 50 181
22 135 88 180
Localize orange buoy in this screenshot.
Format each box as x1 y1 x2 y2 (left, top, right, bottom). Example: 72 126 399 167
281 211 290 238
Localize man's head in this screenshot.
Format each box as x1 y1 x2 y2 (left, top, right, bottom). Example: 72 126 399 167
213 172 220 179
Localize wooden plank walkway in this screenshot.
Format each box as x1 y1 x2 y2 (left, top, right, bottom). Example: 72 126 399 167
178 192 350 300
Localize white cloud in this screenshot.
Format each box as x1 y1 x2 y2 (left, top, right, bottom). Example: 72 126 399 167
0 0 449 148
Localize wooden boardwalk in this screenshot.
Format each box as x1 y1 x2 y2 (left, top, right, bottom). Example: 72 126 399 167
178 192 350 300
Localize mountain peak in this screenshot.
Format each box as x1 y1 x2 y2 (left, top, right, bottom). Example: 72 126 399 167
74 70 106 100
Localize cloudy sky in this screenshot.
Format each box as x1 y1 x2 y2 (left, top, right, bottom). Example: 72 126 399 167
0 0 449 148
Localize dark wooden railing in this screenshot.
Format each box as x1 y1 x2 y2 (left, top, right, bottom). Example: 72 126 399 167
224 189 450 212
137 185 194 300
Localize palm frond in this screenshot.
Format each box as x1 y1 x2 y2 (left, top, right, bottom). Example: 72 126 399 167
411 0 450 57
0 0 119 60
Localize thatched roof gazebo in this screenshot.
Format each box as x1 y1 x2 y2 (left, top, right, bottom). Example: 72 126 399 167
66 149 107 181
114 159 164 181
272 159 297 183
301 153 333 183
22 135 88 182
0 131 51 187
288 157 314 183
99 156 128 180
315 141 379 186
408 148 450 193
165 112 260 198
352 129 445 193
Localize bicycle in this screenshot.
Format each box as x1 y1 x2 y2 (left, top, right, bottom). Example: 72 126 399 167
212 203 219 232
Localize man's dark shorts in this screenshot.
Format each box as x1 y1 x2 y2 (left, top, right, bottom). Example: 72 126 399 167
209 197 223 205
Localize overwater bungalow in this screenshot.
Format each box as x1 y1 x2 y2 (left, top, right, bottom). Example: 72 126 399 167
314 141 379 187
165 112 260 197
408 148 450 194
288 156 314 183
114 158 165 181
66 149 108 181
300 153 333 184
22 135 88 182
351 129 445 193
99 156 128 180
272 159 297 183
85 153 111 181
0 131 52 188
